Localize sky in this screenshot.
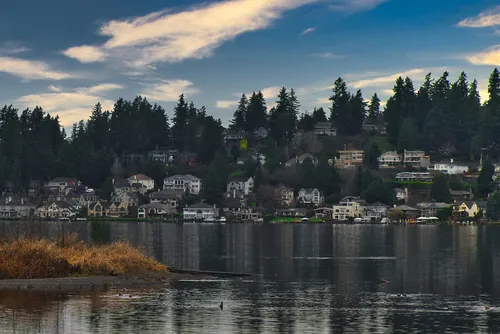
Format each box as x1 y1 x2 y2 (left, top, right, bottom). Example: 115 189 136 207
1 0 500 127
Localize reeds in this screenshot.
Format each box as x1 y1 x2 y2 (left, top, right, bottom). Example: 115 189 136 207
0 233 167 279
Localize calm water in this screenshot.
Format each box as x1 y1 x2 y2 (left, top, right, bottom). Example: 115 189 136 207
0 222 500 333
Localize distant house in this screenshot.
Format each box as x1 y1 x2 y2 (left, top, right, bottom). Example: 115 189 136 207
0 196 35 218
431 161 469 175
332 196 366 220
275 208 307 217
88 201 128 218
395 172 433 182
453 201 485 218
163 174 202 195
285 153 316 167
335 150 364 169
314 122 337 136
297 188 324 206
127 174 155 191
112 191 139 207
149 189 183 209
138 203 176 219
416 202 452 217
274 186 294 208
148 149 175 165
227 176 254 196
388 205 420 220
394 187 408 203
224 131 245 143
378 151 402 168
254 127 268 140
364 202 390 219
450 189 473 202
70 191 99 207
403 150 430 168
36 201 79 219
182 203 219 220
45 177 81 195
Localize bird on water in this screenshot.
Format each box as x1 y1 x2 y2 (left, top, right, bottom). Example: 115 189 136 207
220 302 223 310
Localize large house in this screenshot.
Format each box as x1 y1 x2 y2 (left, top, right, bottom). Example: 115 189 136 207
88 201 129 218
138 203 176 219
163 174 202 195
149 189 183 209
182 203 219 220
226 176 254 196
378 151 402 168
453 201 485 218
416 202 452 217
403 150 430 168
335 150 364 168
274 186 294 207
431 161 469 175
314 122 337 136
127 174 155 191
111 191 139 207
0 196 36 218
395 172 433 182
332 196 366 221
297 188 324 206
35 201 79 219
113 178 147 195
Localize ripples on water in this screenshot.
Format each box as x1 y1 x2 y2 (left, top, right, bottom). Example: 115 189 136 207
1 222 500 333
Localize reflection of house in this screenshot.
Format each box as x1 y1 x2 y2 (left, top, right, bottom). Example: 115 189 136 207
275 186 294 207
36 201 79 219
285 153 315 167
275 208 307 217
395 172 433 182
182 203 219 220
403 150 430 168
335 150 364 168
453 201 485 218
138 203 176 219
431 161 469 175
378 151 402 168
297 188 323 206
227 176 254 196
127 174 155 191
416 202 452 217
314 122 337 136
163 174 202 195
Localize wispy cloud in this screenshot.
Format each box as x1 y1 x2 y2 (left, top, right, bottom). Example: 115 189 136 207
17 83 124 126
329 0 389 12
312 52 344 59
139 79 198 102
466 45 500 66
0 56 74 80
349 69 427 88
300 27 316 36
458 6 500 28
62 0 320 69
216 100 238 109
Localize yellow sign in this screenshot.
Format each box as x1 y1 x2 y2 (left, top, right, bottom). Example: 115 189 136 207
240 139 248 151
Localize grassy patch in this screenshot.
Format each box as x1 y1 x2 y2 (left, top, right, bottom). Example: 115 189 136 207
0 233 167 279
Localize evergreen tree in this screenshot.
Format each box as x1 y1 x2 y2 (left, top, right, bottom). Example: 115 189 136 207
230 94 247 130
172 94 189 150
245 91 267 132
398 117 418 151
430 174 452 203
415 73 433 132
329 77 351 133
367 93 380 121
312 107 327 123
348 89 365 135
478 159 494 198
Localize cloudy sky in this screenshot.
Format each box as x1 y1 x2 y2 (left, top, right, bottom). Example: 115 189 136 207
1 0 500 127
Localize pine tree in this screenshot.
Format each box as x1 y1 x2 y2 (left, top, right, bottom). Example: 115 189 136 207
172 94 189 150
348 89 365 135
230 94 247 131
245 91 267 132
367 93 380 121
329 77 351 134
415 73 433 132
312 107 327 123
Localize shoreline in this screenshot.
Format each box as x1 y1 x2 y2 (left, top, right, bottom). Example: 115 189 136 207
0 272 211 293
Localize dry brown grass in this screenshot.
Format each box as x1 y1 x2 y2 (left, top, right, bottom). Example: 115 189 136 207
0 233 167 279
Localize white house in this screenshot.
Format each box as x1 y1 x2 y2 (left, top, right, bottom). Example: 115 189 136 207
182 203 219 220
227 176 254 196
163 174 202 195
297 188 324 206
431 161 469 175
35 201 79 219
332 196 366 221
394 187 408 203
127 174 155 191
378 151 402 168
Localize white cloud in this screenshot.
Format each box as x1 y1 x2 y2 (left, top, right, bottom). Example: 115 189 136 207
0 57 74 80
17 83 124 126
312 52 344 59
466 45 500 66
300 27 316 36
139 79 198 102
350 69 427 88
329 0 389 12
78 83 125 94
62 0 388 68
216 100 238 109
458 6 500 28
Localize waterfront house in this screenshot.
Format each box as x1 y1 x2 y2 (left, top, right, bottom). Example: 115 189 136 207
378 151 402 168
388 205 421 220
335 149 364 169
364 202 390 218
314 122 337 136
87 201 109 217
314 207 335 219
149 189 183 209
431 161 469 175
226 176 254 196
274 185 295 207
416 202 452 217
453 201 484 218
127 174 155 191
395 172 433 182
0 196 36 218
182 203 219 220
297 188 324 206
88 200 128 218
223 197 262 220
36 201 79 219
275 208 307 217
394 187 408 203
138 203 176 219
108 202 128 218
163 174 202 195
285 153 316 167
403 150 430 168
332 196 366 220
111 191 139 207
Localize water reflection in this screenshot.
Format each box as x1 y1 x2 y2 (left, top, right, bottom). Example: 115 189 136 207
0 222 500 332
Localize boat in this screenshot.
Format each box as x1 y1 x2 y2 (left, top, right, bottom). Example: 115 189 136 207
300 217 310 223
204 217 216 222
219 217 227 222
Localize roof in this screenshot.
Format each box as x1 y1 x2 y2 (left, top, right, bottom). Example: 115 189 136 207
367 202 390 208
450 190 471 195
127 174 153 181
165 174 200 181
286 153 315 165
299 188 320 194
315 122 333 129
228 175 252 183
49 177 79 183
149 190 183 199
392 205 419 211
186 202 215 209
140 203 175 211
113 178 130 188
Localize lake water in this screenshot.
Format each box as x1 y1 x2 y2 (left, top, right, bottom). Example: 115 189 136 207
0 222 500 333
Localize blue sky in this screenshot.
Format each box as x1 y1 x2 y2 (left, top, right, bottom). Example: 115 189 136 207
1 0 500 127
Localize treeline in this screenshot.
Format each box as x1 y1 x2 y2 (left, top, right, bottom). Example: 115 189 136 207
1 68 500 199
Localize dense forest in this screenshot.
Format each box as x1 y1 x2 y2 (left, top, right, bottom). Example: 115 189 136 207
2 68 500 206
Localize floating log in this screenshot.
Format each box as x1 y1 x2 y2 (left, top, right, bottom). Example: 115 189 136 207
168 267 250 277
